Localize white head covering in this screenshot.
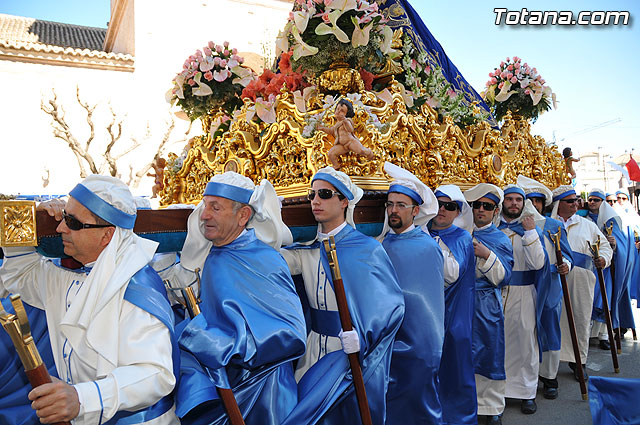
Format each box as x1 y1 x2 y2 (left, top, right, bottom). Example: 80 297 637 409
60 175 158 376
311 166 364 229
464 183 503 227
180 172 293 273
588 188 623 230
517 175 553 207
550 184 577 219
431 184 473 234
377 162 437 239
501 183 540 225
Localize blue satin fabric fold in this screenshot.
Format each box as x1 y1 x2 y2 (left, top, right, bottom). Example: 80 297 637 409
573 251 595 273
589 376 640 425
382 227 445 424
472 225 513 381
620 227 637 328
540 217 573 352
379 0 494 122
429 224 478 425
591 218 635 329
0 297 56 425
176 229 306 425
104 266 178 425
282 225 404 425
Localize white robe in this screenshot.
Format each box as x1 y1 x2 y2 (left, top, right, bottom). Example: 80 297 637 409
280 222 347 381
500 221 545 400
0 248 177 425
555 214 612 363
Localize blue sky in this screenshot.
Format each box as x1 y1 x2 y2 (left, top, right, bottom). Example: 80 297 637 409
2 0 638 158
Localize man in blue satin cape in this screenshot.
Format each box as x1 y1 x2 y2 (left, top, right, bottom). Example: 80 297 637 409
166 172 306 425
378 163 444 425
428 184 478 425
585 188 634 352
464 184 514 425
498 184 549 415
280 166 404 425
0 175 179 424
518 175 572 401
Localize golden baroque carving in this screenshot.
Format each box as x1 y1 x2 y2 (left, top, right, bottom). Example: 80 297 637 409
0 201 37 247
160 78 569 203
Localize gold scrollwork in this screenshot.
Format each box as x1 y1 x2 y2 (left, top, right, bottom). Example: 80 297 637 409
0 201 37 247
160 74 569 203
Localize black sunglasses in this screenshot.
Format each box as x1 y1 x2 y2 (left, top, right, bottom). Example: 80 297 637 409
472 201 497 211
587 198 602 203
438 200 459 211
559 198 578 204
606 200 615 205
307 189 340 201
63 211 113 231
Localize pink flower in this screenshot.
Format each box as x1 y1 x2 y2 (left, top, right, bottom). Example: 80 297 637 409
510 77 517 84
411 59 418 70
208 41 215 49
321 11 330 23
500 71 507 78
514 62 520 69
540 79 545 84
513 56 519 62
214 57 221 66
491 77 497 84
224 49 230 56
204 71 213 81
216 45 223 53
488 72 494 77
223 41 230 48
525 89 531 94
447 89 456 98
220 59 228 67
289 11 295 20
507 65 513 71
506 57 510 62
204 47 212 56
498 82 504 89
188 79 196 86
232 48 238 55
507 73 513 79
500 61 505 67
324 0 333 6
532 67 537 73
424 65 431 73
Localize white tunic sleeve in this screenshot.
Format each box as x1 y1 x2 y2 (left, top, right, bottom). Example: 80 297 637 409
476 250 506 286
0 247 58 309
73 301 175 424
438 241 459 286
521 229 545 271
280 248 302 276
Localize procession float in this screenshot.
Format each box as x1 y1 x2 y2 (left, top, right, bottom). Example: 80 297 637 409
1 0 568 250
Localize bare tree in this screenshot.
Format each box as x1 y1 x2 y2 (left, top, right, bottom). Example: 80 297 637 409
41 87 183 187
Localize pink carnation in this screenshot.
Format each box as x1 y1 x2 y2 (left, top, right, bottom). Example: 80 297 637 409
204 71 213 81
223 41 230 48
510 77 517 84
498 82 504 89
216 45 223 53
507 65 513 71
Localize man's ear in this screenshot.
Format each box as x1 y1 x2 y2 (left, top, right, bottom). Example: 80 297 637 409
412 205 419 218
100 227 116 248
340 197 349 210
237 205 253 228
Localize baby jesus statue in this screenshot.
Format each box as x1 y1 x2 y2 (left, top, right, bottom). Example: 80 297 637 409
317 99 374 169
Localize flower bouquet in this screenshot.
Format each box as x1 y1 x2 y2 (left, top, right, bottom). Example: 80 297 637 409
167 41 255 121
482 56 557 122
275 0 394 76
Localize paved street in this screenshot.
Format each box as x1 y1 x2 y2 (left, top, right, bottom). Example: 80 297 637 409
502 304 640 424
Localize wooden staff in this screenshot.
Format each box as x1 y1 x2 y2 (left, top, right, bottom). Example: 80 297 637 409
323 236 373 425
588 236 620 373
604 223 622 354
181 270 246 425
548 227 588 400
0 295 71 425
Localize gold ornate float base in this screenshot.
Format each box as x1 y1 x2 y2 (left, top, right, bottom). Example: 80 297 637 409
0 201 37 247
160 77 569 205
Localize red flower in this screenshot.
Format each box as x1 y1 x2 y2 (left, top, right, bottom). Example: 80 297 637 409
359 68 374 91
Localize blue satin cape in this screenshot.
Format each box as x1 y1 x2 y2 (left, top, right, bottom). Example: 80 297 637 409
0 297 56 425
281 225 404 425
472 225 513 380
382 227 445 424
589 376 640 425
428 224 477 425
176 229 306 425
539 217 573 352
